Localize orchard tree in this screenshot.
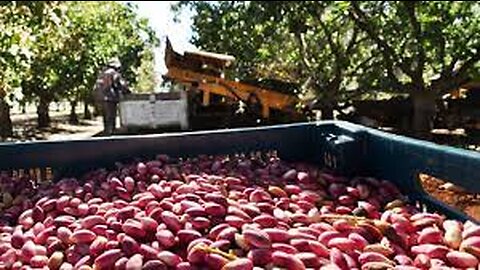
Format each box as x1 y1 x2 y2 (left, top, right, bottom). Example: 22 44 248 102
61 1 159 121
0 2 37 137
261 1 375 119
20 1 70 128
177 1 480 132
0 1 159 135
348 1 480 135
19 1 159 127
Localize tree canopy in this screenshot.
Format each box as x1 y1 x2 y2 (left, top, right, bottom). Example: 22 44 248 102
174 1 480 132
0 1 159 135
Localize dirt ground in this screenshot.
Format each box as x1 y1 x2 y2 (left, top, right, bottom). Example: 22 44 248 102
419 174 480 221
6 112 104 142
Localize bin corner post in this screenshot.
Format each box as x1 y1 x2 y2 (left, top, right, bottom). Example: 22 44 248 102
331 130 368 178
309 123 367 178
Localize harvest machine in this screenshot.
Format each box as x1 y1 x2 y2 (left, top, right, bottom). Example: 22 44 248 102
117 38 306 133
162 38 306 130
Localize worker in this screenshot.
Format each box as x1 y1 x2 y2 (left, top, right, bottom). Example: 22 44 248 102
93 58 130 135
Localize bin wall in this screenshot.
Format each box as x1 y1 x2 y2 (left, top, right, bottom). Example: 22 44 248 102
1 121 480 221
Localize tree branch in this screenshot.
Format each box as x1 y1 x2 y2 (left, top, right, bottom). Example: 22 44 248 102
446 57 459 75
433 47 480 94
349 2 414 80
454 48 480 77
347 55 377 77
403 1 425 87
375 79 413 94
316 17 343 61
313 8 346 84
300 76 313 91
438 36 446 74
293 30 313 71
445 31 477 74
346 27 359 55
385 78 411 93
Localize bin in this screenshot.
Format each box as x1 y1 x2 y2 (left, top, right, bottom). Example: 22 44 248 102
0 120 479 221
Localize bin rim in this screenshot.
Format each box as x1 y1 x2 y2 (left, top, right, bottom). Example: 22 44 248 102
0 120 479 159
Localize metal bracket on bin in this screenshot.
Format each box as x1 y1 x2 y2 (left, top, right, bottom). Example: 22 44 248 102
321 133 364 177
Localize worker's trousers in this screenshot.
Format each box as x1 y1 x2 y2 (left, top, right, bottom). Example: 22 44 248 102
102 101 118 136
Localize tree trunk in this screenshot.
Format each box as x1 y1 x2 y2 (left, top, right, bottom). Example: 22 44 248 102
37 96 50 128
69 100 78 124
84 101 92 120
0 99 13 139
411 91 437 138
322 106 334 120
320 95 336 120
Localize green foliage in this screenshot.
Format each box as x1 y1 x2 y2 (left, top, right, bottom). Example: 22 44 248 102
0 1 160 127
175 1 480 127
0 2 37 100
59 1 159 103
349 1 480 94
20 1 69 103
134 47 159 93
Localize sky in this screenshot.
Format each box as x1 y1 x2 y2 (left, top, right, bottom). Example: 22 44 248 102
125 1 197 76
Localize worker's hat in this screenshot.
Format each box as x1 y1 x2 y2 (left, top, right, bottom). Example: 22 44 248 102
107 57 121 69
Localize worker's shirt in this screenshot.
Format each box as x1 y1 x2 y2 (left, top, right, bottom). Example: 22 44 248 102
95 68 128 103
104 69 122 102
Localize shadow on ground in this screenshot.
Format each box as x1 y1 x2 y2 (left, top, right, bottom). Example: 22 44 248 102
6 114 103 142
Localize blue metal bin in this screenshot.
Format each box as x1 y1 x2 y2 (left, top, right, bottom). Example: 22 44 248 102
1 121 479 222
